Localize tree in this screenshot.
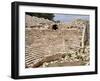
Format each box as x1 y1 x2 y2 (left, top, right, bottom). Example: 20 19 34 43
26 12 54 21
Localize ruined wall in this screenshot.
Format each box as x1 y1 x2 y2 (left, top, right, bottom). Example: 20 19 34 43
26 29 82 52
25 28 83 67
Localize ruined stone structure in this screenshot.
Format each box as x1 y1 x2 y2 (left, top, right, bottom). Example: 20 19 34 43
25 15 89 68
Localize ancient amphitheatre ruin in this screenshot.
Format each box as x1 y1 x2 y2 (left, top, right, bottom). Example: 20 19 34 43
25 14 90 68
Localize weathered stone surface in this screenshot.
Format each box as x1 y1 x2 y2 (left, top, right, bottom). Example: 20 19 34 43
25 15 89 68
25 15 54 29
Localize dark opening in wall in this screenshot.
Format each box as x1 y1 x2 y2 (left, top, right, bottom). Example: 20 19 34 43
52 24 58 30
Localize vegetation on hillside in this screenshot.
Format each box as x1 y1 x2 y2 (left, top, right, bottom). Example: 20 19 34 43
26 12 55 21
